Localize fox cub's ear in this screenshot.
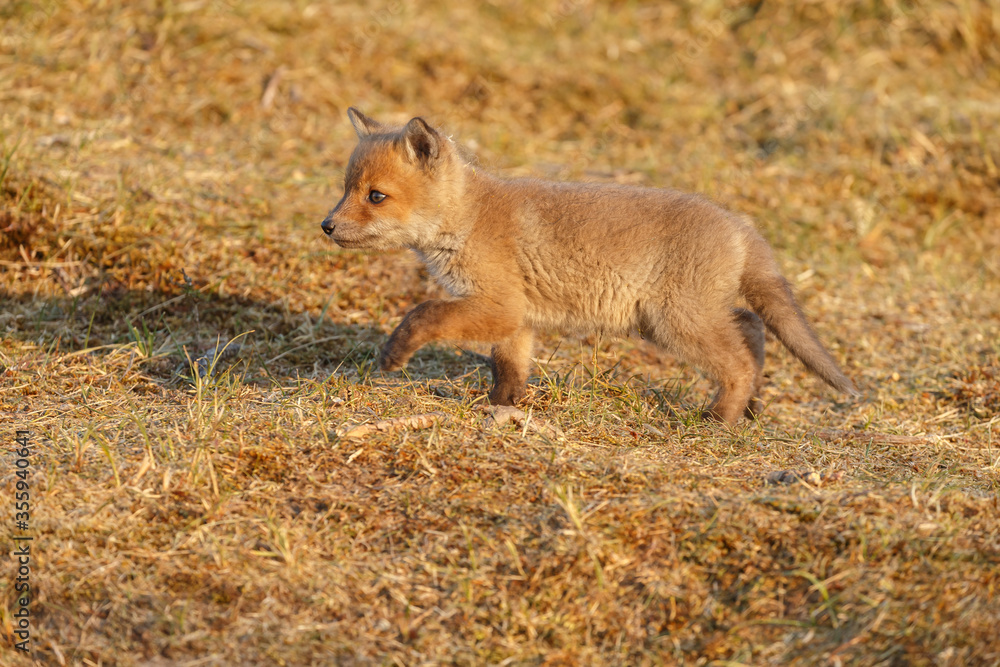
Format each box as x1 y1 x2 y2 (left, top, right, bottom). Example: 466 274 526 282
347 107 384 138
403 117 441 167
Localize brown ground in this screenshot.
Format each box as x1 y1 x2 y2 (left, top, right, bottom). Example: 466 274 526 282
1 1 999 665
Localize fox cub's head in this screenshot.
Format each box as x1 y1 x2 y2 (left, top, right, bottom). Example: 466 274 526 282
321 108 461 250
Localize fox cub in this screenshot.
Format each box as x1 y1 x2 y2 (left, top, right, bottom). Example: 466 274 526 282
321 108 857 425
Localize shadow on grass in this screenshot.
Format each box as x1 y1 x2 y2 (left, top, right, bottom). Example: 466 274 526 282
0 287 490 385
1 287 703 413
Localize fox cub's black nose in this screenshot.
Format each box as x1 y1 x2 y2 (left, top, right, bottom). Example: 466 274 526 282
321 217 335 236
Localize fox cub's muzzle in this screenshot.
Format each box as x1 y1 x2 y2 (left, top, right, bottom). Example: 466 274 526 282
321 198 346 236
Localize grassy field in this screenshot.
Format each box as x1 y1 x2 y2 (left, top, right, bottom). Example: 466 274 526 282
1 0 999 664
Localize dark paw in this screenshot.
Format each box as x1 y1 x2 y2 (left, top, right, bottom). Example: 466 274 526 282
378 345 406 372
488 384 525 406
744 398 763 420
700 408 740 427
700 408 725 423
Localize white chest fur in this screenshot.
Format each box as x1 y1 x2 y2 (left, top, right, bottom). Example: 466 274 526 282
413 247 475 298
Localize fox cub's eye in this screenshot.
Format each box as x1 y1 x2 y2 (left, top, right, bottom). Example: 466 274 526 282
368 190 387 204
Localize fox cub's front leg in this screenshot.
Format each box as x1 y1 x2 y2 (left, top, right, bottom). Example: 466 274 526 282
379 298 522 374
488 328 534 406
378 302 432 372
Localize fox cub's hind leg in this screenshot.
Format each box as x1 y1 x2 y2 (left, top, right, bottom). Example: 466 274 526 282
488 328 534 406
644 306 761 426
733 308 766 419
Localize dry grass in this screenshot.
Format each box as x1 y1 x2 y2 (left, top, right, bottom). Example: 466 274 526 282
1 0 999 664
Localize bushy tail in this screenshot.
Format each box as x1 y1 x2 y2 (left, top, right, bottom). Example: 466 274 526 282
740 240 858 396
